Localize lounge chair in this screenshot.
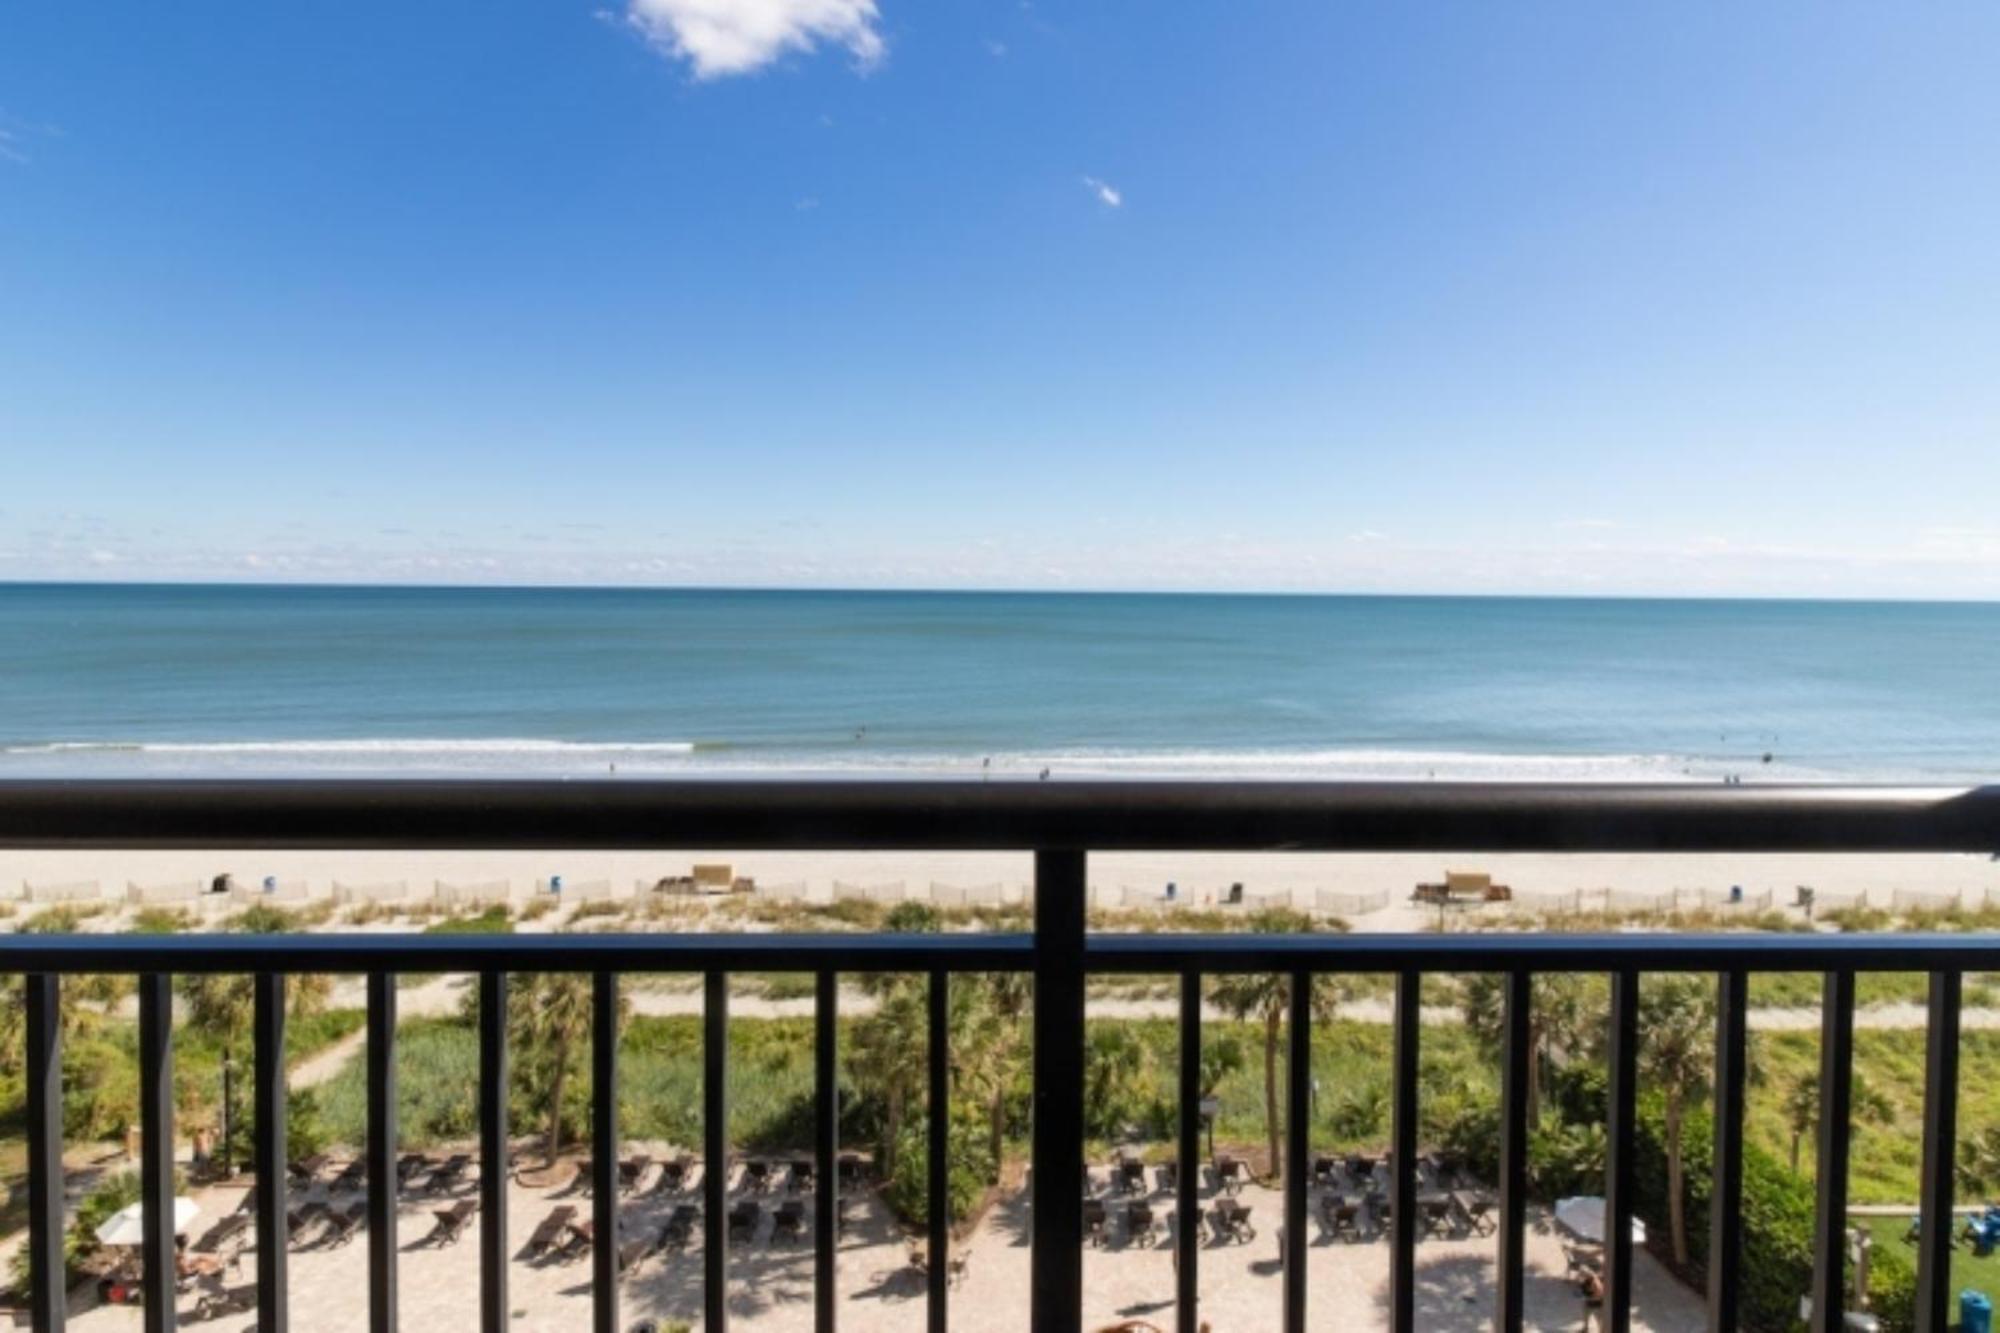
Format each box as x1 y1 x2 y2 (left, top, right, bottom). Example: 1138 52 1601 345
320 1201 367 1248
527 1205 578 1258
193 1280 257 1322
660 1205 699 1254
193 1214 250 1254
1082 1198 1108 1247
557 1219 595 1264
1124 1201 1158 1246
1319 1195 1361 1243
397 1152 435 1188
617 1234 653 1279
787 1159 815 1194
772 1199 807 1244
727 1201 761 1246
287 1153 330 1187
618 1155 652 1194
285 1202 330 1247
1456 1190 1496 1237
428 1153 473 1193
327 1159 367 1194
419 1199 478 1247
654 1156 692 1196
1156 1161 1179 1195
741 1159 773 1192
1312 1156 1340 1189
1212 1157 1246 1196
1211 1200 1255 1244
1116 1159 1146 1195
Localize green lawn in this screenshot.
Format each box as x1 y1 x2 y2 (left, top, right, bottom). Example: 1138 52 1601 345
1854 1213 2000 1322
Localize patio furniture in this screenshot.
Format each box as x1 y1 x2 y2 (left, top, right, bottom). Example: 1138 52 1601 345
320 1202 367 1248
231 1187 258 1218
1212 1199 1256 1244
570 1158 595 1195
1419 1192 1455 1238
428 1153 475 1194
558 1219 595 1264
617 1234 654 1279
837 1153 866 1187
947 1252 970 1287
788 1159 815 1194
193 1214 249 1254
397 1153 435 1187
1454 1189 1496 1237
327 1160 367 1194
1213 1157 1246 1196
287 1153 330 1186
1312 1156 1339 1189
285 1202 329 1247
1318 1194 1360 1242
655 1156 692 1195
1125 1201 1158 1246
727 1200 761 1245
1117 1159 1147 1195
419 1199 478 1247
661 1205 700 1254
194 1280 258 1321
1156 1161 1179 1194
773 1200 807 1243
527 1206 578 1258
618 1155 653 1195
1083 1198 1108 1247
742 1159 774 1192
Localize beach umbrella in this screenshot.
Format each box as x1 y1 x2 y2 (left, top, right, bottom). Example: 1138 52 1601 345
1553 1195 1645 1246
95 1197 200 1247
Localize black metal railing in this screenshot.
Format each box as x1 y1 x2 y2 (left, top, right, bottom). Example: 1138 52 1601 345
1 779 1997 1333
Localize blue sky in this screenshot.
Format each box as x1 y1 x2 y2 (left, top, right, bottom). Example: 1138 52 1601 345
3 2 1998 597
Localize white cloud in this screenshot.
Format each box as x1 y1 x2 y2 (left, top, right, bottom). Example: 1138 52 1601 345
1082 175 1122 208
983 37 1008 58
626 0 885 79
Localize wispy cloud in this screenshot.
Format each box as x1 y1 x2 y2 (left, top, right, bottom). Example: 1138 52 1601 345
1082 175 1122 208
625 0 885 79
983 37 1008 58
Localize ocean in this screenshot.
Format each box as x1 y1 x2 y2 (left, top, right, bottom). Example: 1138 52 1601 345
0 583 1995 783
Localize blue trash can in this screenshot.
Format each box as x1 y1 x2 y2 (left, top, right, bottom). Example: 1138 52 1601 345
1962 1288 1992 1333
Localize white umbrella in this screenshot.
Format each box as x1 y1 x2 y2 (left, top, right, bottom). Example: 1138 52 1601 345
95 1197 200 1247
1553 1195 1646 1246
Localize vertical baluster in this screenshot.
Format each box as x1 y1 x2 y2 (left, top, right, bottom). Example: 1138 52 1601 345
1709 969 1749 1332
367 972 397 1333
1283 970 1309 1333
705 972 729 1333
927 969 949 1333
1604 969 1640 1333
1389 970 1419 1333
1916 970 1961 1333
592 972 619 1333
479 972 509 1333
815 970 839 1333
25 975 65 1333
1496 969 1532 1333
254 973 289 1333
1811 970 1856 1333
1031 849 1087 1332
1176 971 1200 1333
139 973 175 1333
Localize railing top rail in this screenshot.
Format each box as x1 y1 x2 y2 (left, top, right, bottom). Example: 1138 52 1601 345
0 779 1996 851
4 929 2000 974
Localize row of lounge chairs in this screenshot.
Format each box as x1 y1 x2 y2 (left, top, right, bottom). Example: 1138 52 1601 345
1083 1197 1256 1248
283 1152 476 1196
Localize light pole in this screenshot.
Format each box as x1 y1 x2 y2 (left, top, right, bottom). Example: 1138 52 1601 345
1199 1095 1219 1162
220 1050 236 1177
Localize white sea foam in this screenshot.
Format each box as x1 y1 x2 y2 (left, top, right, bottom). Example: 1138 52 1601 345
0 738 1845 782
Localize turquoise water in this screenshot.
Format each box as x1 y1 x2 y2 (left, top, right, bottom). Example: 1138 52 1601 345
0 583 1995 781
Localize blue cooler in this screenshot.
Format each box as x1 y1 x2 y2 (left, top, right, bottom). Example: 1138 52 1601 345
1963 1289 1992 1333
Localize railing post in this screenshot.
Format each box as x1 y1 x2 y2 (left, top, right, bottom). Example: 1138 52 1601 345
815 969 839 1333
1388 970 1419 1333
1917 970 1960 1333
592 971 619 1333
25 975 65 1333
367 972 398 1333
139 972 176 1333
1708 969 1749 1332
254 973 289 1333
1811 970 1856 1333
927 969 950 1333
1283 969 1309 1333
1496 969 1532 1333
705 971 730 1333
1031 848 1086 1332
1604 969 1640 1333
1176 972 1201 1333
479 971 508 1333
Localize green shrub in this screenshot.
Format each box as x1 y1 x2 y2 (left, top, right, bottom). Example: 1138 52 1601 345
424 906 514 935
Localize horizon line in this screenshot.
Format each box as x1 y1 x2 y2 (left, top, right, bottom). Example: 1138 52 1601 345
1 576 1996 607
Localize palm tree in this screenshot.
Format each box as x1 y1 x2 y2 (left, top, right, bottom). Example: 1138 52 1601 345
963 974 1031 1177
1204 909 1329 1178
1459 972 1604 1130
1784 1068 1893 1177
848 982 928 1174
1636 975 1712 1268
506 974 608 1163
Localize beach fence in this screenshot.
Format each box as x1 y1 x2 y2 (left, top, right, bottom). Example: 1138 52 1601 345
1503 889 1584 914
22 879 101 904
1665 886 1777 913
1893 887 1965 913
759 879 809 901
1804 887 1871 913
833 880 906 904
438 878 513 908
229 876 310 904
126 878 204 905
1315 888 1390 916
1242 888 1295 910
333 879 409 906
